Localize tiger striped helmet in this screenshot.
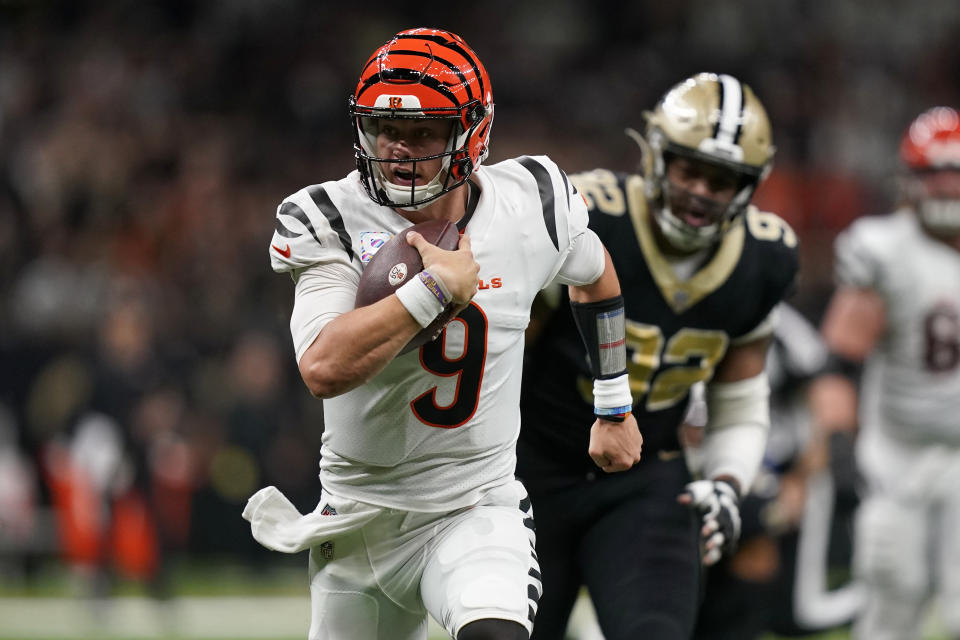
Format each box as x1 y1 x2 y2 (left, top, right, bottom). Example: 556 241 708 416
642 73 774 251
349 28 494 210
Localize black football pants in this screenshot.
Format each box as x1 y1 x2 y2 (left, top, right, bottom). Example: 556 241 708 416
525 456 701 640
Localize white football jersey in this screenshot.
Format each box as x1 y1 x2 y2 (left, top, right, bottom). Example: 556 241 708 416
269 156 593 511
834 210 960 445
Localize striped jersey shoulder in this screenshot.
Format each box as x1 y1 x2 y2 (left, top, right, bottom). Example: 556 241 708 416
513 155 577 210
486 155 577 202
269 178 359 273
485 155 580 251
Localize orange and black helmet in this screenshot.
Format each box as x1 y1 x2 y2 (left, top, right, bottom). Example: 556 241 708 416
349 28 494 210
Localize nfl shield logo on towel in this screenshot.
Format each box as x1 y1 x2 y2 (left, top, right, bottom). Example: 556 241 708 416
319 541 334 559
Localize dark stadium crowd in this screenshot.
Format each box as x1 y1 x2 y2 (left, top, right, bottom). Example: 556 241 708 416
0 0 958 615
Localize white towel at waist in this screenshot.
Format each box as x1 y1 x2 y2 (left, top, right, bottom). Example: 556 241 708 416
242 485 379 554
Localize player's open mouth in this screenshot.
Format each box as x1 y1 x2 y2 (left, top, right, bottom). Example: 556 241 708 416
680 208 713 228
392 167 419 186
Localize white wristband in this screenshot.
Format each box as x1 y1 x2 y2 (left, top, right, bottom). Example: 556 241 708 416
593 373 633 415
395 270 448 328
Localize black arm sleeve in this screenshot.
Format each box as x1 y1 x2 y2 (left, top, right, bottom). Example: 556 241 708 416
570 295 628 380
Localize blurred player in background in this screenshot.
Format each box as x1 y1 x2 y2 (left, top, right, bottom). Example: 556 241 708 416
518 73 797 639
242 28 640 640
821 106 960 640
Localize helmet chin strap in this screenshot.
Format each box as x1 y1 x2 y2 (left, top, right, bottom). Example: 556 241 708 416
655 205 719 252
655 178 756 252
655 178 723 252
377 161 451 211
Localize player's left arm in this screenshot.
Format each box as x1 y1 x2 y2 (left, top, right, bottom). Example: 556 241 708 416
679 208 799 564
554 189 641 472
678 330 773 565
688 205 799 495
530 156 642 473
706 335 772 491
567 245 644 473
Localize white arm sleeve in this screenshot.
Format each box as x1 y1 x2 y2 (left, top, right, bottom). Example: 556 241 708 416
701 373 771 494
290 262 360 363
553 228 606 286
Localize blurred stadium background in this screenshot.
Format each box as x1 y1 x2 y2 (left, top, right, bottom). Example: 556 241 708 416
0 0 958 638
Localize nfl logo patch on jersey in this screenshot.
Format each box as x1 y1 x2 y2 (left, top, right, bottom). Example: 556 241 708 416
359 231 392 264
320 503 337 516
319 541 334 559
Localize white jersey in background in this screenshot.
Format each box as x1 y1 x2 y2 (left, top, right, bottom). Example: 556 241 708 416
269 156 597 512
834 209 960 446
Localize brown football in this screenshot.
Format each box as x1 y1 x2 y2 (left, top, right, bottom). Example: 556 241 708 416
355 218 461 354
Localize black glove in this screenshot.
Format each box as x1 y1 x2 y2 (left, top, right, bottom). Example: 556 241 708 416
678 479 742 565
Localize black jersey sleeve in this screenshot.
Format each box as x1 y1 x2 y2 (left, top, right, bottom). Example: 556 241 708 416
737 207 800 340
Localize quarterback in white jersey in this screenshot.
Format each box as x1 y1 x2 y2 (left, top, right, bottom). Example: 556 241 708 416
242 28 641 640
822 106 960 640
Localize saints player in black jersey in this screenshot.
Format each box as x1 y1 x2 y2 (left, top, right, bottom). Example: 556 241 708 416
517 73 798 640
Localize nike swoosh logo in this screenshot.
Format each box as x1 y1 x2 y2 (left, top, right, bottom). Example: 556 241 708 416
272 243 291 258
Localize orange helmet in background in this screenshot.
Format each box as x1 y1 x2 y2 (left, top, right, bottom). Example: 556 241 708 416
900 107 960 236
900 107 960 170
349 28 494 210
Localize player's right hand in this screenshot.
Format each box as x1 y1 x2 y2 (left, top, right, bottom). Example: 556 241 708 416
407 230 480 306
588 414 643 472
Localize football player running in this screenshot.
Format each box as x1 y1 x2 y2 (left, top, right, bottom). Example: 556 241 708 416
821 106 960 640
242 28 641 640
518 73 797 639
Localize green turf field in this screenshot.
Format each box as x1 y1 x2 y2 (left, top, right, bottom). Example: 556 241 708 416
0 561 947 639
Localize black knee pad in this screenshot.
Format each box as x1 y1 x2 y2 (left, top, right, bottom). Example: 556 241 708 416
457 618 528 640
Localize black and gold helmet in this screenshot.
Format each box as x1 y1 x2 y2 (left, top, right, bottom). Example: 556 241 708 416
642 73 775 251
